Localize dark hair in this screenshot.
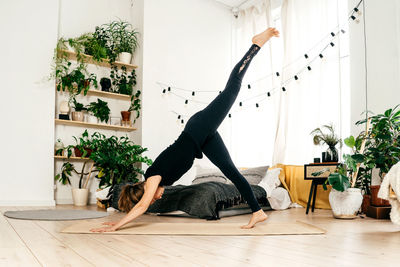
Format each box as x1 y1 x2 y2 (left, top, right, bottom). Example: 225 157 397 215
118 181 145 212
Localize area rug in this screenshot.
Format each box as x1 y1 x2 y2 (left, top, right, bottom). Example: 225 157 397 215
61 220 325 236
3 210 108 221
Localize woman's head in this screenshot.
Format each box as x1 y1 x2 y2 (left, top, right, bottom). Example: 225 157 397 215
118 181 165 212
118 182 145 212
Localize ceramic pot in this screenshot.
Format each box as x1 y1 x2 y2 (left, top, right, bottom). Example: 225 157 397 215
100 78 112 92
117 52 132 64
71 111 84 122
121 111 131 121
71 188 89 206
327 146 339 162
329 188 363 219
370 185 391 206
87 114 98 124
74 147 92 158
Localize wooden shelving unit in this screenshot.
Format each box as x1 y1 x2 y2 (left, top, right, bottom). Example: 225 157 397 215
54 155 91 161
85 89 131 100
55 119 136 132
58 49 138 71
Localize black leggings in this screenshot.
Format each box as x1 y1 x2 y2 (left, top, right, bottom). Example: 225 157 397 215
184 44 261 212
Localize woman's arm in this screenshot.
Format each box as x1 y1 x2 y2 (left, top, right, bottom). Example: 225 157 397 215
90 175 161 232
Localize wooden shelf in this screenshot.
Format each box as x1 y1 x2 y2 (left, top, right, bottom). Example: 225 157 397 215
85 89 131 100
54 155 91 161
58 49 138 71
55 119 136 132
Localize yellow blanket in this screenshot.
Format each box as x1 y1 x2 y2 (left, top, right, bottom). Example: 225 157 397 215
271 164 331 209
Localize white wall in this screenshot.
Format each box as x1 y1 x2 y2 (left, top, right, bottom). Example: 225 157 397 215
349 0 400 135
0 0 59 205
141 0 233 185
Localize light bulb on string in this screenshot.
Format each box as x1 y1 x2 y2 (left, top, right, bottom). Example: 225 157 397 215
294 75 299 80
351 15 356 20
181 119 184 124
248 84 251 89
319 53 324 58
162 89 166 94
168 86 171 92
185 99 188 104
192 92 195 96
304 54 309 59
256 103 259 108
307 66 312 71
330 42 335 47
331 32 335 37
239 102 243 107
178 115 181 119
353 7 359 12
267 92 271 97
219 91 222 94
282 87 286 92
276 72 280 77
228 114 232 118
341 29 346 34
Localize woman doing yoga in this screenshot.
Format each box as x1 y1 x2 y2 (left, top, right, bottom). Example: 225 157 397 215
91 27 280 232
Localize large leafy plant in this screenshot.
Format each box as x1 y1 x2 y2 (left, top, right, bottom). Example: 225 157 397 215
128 91 142 123
110 65 137 95
107 20 139 55
357 105 400 179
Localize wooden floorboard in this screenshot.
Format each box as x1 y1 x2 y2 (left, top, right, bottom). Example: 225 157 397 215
1 205 400 267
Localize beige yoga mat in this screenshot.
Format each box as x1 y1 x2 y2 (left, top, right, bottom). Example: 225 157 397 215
61 221 325 236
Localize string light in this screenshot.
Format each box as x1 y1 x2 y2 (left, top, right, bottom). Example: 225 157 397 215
294 75 299 80
162 89 166 94
228 114 232 118
267 92 271 97
219 91 222 94
178 115 181 119
276 72 280 77
330 42 335 47
282 87 286 92
185 99 188 104
168 86 171 92
304 54 309 59
330 32 335 37
192 92 195 96
248 84 251 89
307 66 312 71
351 15 356 20
239 102 243 106
256 103 259 108
319 53 324 58
181 119 184 124
341 29 346 34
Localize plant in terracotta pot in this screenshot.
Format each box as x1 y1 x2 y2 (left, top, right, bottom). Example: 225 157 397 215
311 124 342 162
71 98 87 122
121 91 141 126
87 98 110 124
110 65 136 95
65 130 93 158
356 105 400 206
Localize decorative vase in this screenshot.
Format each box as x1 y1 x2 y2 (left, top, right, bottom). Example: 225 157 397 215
117 52 132 64
327 146 338 162
370 185 391 206
329 188 363 219
100 78 111 92
71 188 89 206
71 111 84 122
59 101 70 115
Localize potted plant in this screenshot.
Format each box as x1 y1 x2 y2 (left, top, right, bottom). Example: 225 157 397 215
71 98 87 122
311 124 342 162
121 91 141 126
106 20 139 64
89 132 152 199
56 64 98 98
100 77 112 92
110 65 136 95
357 105 400 206
87 98 110 124
55 139 64 156
65 130 93 158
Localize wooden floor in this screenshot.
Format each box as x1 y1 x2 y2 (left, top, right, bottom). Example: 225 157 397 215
1 205 400 267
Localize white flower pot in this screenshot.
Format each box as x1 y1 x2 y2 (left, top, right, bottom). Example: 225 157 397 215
117 52 132 64
87 114 97 124
329 188 363 219
97 118 109 125
71 188 89 206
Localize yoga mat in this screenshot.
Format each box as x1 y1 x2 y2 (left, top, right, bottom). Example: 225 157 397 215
61 221 325 236
3 210 108 221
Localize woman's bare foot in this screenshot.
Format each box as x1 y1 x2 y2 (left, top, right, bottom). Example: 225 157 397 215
252 27 280 47
241 209 268 229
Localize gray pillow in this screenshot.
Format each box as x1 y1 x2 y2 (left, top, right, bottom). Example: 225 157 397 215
192 165 269 185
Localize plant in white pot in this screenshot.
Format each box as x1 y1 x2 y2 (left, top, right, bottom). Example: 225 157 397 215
87 98 110 124
312 124 371 219
71 98 87 122
107 20 139 64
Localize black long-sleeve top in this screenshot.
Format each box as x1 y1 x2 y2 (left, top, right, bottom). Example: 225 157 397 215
144 131 203 186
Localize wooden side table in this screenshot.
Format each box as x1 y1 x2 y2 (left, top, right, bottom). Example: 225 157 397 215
304 163 339 214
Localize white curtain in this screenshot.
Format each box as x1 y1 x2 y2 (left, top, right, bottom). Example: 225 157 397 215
273 0 343 164
231 0 281 167
232 0 348 166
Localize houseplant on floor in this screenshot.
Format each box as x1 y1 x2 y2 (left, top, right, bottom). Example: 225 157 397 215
87 98 110 124
311 124 342 162
357 105 400 207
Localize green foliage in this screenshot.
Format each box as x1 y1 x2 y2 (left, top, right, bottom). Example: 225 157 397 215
357 104 400 178
55 162 74 185
110 65 137 95
83 33 108 61
128 91 141 123
89 132 152 188
328 172 350 192
106 20 139 55
310 124 342 148
87 99 110 123
72 98 87 112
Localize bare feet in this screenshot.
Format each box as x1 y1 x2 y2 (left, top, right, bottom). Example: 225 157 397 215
241 209 268 229
252 27 280 47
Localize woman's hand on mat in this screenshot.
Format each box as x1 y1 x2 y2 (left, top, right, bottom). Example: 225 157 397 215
90 226 118 233
102 221 118 226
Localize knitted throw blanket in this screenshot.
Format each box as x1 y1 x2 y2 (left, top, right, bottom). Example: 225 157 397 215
112 182 268 220
378 161 400 225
